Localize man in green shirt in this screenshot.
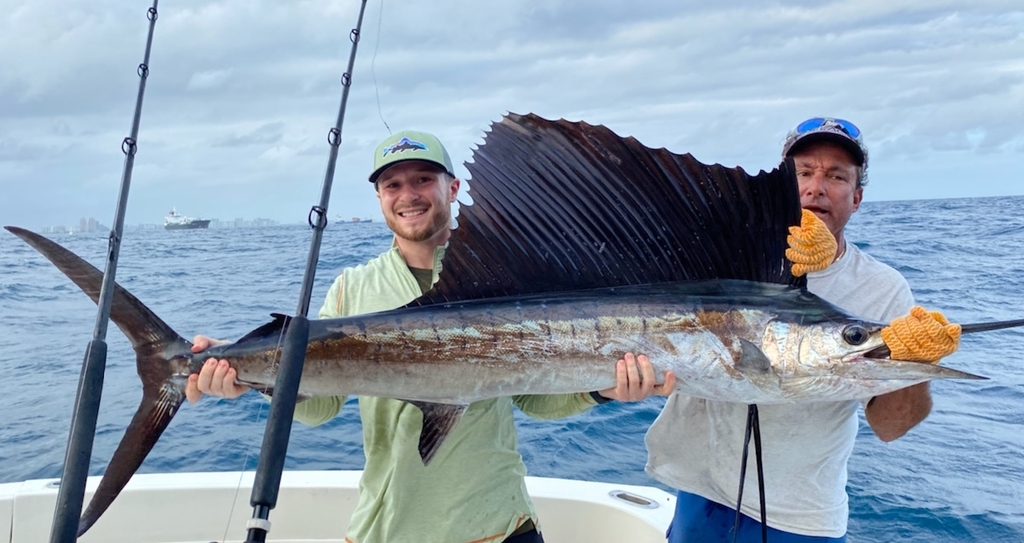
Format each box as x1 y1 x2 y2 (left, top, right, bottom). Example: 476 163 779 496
185 130 675 543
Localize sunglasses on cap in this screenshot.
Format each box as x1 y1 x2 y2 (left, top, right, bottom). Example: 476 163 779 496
793 117 862 141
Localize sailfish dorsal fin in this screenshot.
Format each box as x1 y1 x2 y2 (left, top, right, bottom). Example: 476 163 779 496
412 113 803 305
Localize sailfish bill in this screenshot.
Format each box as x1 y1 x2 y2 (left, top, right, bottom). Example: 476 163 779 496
6 113 1015 537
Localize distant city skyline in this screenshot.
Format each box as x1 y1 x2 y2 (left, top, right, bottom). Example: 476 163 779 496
38 215 283 234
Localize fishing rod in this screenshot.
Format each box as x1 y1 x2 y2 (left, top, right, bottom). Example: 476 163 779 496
243 1 369 541
48 3 161 543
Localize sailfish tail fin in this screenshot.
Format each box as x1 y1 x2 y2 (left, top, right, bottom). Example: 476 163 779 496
4 226 191 536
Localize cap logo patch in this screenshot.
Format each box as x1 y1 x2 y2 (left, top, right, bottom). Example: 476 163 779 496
382 137 428 157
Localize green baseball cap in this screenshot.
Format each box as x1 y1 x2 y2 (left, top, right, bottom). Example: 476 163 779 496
368 130 456 183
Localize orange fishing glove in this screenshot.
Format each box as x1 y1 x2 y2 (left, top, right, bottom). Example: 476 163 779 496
786 209 838 277
881 306 962 363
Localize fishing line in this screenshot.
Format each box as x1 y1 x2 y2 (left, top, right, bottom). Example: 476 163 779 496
217 322 290 543
224 334 284 543
370 0 389 134
219 401 271 543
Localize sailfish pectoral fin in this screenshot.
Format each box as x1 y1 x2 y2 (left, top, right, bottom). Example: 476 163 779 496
78 378 187 536
407 401 468 465
736 339 772 374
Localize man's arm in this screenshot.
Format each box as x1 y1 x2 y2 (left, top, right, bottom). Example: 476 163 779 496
866 306 961 441
864 383 932 442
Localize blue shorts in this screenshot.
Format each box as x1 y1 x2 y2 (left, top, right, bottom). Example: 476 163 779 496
668 490 847 543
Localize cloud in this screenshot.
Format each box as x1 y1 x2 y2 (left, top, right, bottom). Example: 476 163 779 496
2 0 1022 229
212 121 286 147
187 69 232 91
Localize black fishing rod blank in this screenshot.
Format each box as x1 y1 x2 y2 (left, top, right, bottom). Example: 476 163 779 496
49 3 161 543
244 1 369 541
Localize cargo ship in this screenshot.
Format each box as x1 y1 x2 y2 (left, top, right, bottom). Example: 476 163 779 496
164 208 211 230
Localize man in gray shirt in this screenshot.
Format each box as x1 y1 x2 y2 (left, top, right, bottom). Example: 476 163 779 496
646 117 961 542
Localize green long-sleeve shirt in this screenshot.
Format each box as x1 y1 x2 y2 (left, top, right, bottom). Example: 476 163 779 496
296 245 597 543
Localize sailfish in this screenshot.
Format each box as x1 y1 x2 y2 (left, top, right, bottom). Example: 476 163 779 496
7 113 1021 537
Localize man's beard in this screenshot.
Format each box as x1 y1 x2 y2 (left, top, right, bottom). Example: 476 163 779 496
387 208 451 243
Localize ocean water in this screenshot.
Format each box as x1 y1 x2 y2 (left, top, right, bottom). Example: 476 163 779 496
1 196 1023 542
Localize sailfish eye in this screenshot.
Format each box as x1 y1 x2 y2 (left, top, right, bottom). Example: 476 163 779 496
842 325 869 345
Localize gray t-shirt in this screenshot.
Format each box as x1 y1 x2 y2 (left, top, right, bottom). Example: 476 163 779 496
645 239 914 537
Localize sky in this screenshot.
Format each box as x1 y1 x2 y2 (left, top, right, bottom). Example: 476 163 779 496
1 0 1022 229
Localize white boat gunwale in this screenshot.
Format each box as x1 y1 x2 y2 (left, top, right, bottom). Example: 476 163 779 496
1 470 674 543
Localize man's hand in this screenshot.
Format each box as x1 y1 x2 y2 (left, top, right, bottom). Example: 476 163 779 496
185 335 251 403
787 209 838 277
881 306 961 363
597 352 676 402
